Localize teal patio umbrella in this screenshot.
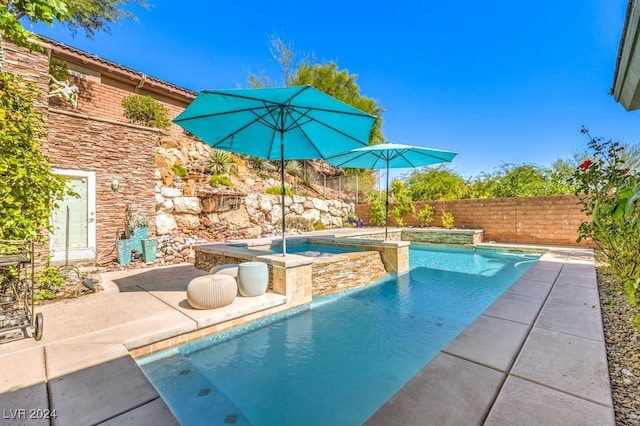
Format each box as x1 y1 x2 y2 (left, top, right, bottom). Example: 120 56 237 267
173 85 376 254
326 142 457 240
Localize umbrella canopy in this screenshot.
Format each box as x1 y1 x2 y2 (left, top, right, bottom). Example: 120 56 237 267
173 85 377 254
326 142 458 239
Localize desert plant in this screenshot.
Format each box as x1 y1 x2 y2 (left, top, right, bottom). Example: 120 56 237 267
441 211 455 229
208 175 233 188
301 166 318 187
285 160 303 177
172 163 187 177
208 150 237 175
415 205 435 227
121 95 171 129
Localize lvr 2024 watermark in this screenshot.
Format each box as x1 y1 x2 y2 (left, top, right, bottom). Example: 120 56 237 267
3 409 57 420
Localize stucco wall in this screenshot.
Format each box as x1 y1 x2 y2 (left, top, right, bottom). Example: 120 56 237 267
355 195 591 246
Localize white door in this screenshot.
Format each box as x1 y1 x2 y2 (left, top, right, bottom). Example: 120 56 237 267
51 169 96 263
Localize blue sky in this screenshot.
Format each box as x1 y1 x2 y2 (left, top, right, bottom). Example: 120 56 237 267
28 0 638 179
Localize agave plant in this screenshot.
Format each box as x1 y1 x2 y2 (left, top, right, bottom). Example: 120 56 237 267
207 150 237 175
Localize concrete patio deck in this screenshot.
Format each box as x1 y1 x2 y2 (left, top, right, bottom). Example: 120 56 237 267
0 244 614 425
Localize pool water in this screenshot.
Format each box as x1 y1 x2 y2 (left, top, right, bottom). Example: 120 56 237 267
138 245 540 425
270 243 364 257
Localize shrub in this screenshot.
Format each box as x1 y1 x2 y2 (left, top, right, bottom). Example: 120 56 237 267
415 205 435 227
285 216 314 232
441 211 455 229
571 128 640 328
172 163 187 177
208 175 233 188
122 95 171 129
368 193 386 227
313 221 326 231
267 186 292 197
34 267 66 301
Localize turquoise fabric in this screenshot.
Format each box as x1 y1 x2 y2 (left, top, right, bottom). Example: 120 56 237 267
174 85 376 160
325 142 458 170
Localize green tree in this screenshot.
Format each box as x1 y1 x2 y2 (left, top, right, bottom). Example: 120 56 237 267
491 163 550 197
406 165 466 200
0 72 69 241
291 61 384 146
1 0 147 51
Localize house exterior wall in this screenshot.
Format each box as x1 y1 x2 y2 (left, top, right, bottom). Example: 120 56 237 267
2 39 166 263
355 195 591 247
45 110 159 263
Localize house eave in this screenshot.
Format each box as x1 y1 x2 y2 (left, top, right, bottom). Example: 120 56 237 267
38 35 197 103
612 0 640 111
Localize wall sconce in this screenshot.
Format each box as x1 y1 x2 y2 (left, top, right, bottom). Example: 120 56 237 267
111 178 120 191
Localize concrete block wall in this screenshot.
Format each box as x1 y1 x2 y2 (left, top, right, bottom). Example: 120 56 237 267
355 195 591 247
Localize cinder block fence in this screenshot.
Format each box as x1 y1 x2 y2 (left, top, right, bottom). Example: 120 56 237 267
355 195 591 247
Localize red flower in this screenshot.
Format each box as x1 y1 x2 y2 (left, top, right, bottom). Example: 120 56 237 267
619 168 629 174
579 159 593 170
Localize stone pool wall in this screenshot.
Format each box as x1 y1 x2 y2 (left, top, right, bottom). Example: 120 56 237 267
401 229 483 245
312 251 388 295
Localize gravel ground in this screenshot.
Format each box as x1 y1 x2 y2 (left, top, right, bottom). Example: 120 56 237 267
597 267 640 425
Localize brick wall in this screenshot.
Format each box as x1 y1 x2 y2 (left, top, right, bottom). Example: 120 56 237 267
355 195 591 246
58 71 190 138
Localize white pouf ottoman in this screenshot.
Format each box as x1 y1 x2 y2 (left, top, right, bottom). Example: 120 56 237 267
187 274 237 309
237 261 269 297
209 263 239 278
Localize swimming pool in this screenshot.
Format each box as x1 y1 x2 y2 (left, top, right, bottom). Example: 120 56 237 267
138 245 540 425
269 242 365 257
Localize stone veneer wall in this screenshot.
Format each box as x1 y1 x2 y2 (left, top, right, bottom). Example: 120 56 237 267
312 252 387 295
45 110 159 262
402 229 483 245
356 195 591 246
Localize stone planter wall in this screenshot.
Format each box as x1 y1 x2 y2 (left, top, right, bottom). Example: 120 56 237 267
312 252 388 295
402 229 483 245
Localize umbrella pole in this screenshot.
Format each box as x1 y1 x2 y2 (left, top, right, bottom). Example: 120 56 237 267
385 161 390 240
280 132 287 256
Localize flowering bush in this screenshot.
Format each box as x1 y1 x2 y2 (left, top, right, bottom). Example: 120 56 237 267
571 128 640 329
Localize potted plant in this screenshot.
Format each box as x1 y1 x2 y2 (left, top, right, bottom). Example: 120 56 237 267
125 208 150 253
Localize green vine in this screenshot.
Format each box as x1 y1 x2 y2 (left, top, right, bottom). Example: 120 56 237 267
0 72 69 241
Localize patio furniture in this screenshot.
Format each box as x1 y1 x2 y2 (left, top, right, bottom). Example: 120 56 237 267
237 262 268 297
209 263 239 279
187 274 237 309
